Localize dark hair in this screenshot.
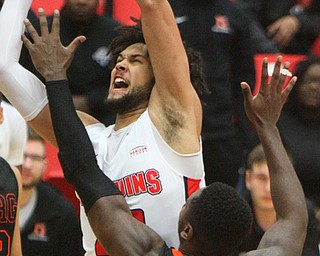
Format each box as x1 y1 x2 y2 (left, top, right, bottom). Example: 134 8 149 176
108 21 210 104
246 144 266 170
246 143 294 170
28 125 45 144
286 56 320 112
187 182 253 255
0 92 2 103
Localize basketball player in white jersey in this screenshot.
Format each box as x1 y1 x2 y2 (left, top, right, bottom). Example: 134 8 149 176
0 0 209 254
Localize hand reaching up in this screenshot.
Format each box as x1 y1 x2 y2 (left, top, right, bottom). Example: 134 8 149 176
241 56 297 130
22 8 86 82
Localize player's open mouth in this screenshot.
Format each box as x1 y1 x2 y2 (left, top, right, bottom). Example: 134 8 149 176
114 77 129 89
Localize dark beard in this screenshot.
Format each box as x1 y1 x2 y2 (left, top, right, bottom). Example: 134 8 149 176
105 84 153 115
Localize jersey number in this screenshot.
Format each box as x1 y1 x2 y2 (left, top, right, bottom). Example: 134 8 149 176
95 209 145 255
0 231 10 256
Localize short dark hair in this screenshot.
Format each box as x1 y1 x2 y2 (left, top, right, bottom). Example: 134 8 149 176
187 182 253 255
108 21 210 104
246 144 266 170
109 20 145 67
28 125 45 144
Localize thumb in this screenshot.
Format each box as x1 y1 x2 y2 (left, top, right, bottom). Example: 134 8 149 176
68 36 86 53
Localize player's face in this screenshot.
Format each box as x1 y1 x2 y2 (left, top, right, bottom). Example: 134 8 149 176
246 162 274 211
21 140 47 189
107 43 154 114
178 188 203 236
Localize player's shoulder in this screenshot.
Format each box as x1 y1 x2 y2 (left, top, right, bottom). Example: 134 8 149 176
77 110 101 126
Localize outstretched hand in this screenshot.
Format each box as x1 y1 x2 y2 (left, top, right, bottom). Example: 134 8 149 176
241 56 297 130
22 8 86 82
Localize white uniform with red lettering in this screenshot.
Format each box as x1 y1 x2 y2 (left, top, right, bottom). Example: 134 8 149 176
82 109 205 256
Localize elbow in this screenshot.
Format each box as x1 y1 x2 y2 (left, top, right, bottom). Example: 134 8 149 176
0 57 16 83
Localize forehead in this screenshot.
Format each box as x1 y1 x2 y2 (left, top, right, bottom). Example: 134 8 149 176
119 43 148 58
251 162 269 175
25 139 45 151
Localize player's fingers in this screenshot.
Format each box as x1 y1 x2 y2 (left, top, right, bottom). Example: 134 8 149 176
38 8 49 39
51 9 61 40
270 56 282 90
281 76 297 104
241 82 253 105
21 34 33 49
259 57 269 95
24 18 40 44
277 61 291 94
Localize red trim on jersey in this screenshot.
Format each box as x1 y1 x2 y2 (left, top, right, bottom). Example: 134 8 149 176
184 177 201 200
171 248 184 256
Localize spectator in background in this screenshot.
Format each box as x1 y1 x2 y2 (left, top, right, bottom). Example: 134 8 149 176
20 0 120 126
234 144 319 256
277 57 320 248
278 57 320 208
0 91 22 256
170 0 257 187
237 0 320 55
19 127 83 256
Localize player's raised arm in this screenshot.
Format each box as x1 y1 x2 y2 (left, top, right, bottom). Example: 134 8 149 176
138 0 203 149
0 0 100 148
241 56 307 256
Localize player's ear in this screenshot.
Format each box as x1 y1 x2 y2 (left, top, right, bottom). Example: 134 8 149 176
180 223 193 240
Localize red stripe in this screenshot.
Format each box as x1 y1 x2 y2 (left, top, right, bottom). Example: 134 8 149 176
171 248 184 256
186 177 201 198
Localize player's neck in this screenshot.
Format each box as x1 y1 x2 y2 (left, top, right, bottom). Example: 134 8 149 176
114 107 146 131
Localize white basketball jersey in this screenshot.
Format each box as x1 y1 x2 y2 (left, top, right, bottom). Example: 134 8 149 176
81 110 205 255
0 102 27 166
